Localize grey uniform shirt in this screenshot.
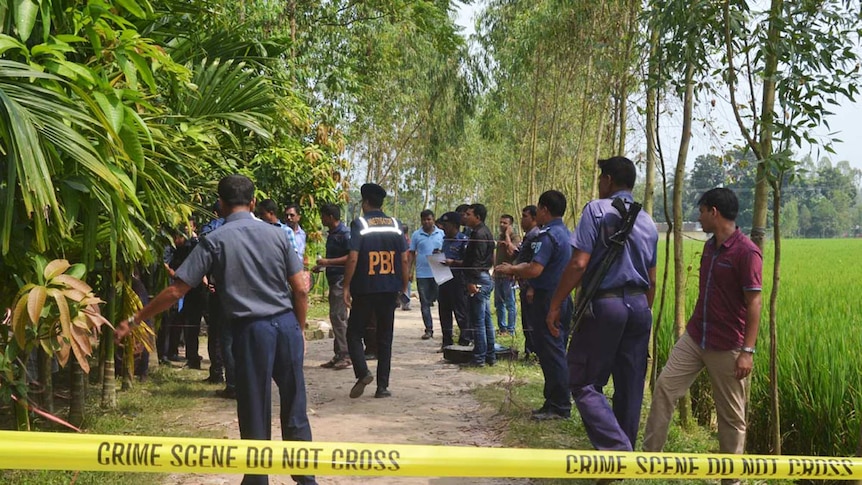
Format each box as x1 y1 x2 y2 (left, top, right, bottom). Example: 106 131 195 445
175 211 304 320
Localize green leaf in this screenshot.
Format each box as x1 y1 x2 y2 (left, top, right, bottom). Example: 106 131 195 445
114 0 146 18
127 50 156 92
119 122 145 169
93 91 124 134
0 34 28 57
13 0 38 42
66 263 87 280
46 59 96 85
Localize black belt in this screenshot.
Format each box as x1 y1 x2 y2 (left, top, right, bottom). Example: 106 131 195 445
593 286 646 299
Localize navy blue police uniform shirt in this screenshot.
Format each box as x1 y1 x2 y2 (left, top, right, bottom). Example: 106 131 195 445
175 211 304 320
529 218 573 291
349 210 407 295
325 221 351 279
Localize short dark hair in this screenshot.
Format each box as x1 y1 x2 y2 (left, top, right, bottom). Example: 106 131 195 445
455 204 469 214
320 203 341 220
598 156 637 189
468 203 487 222
538 190 567 217
420 209 435 219
257 198 278 215
500 214 514 224
698 187 739 221
363 193 384 209
218 175 254 207
522 205 537 218
285 203 301 215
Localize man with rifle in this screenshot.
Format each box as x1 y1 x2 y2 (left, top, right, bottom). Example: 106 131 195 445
547 156 658 453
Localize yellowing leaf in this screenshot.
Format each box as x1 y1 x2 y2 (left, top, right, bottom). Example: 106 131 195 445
27 285 47 325
56 336 71 368
12 294 29 348
50 289 72 340
62 288 87 302
53 274 92 293
69 330 89 373
83 308 110 329
44 259 71 280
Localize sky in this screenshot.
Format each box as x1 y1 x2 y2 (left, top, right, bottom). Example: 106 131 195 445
453 1 862 172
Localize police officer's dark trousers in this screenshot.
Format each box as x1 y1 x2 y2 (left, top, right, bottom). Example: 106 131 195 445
437 274 470 346
520 289 535 356
529 290 572 417
181 287 207 368
206 290 225 381
347 292 397 389
567 290 651 451
232 310 316 485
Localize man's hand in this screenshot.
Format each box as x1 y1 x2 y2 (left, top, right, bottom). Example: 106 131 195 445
311 265 323 273
735 352 754 379
494 262 513 276
343 287 352 309
114 319 131 343
546 304 561 338
467 283 478 296
525 286 534 305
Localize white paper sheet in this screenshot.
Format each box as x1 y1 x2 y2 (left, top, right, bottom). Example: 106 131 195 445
427 253 454 285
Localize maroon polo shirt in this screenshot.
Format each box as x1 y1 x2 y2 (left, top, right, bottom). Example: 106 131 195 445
686 228 763 351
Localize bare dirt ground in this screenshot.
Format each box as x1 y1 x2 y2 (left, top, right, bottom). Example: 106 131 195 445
162 303 531 485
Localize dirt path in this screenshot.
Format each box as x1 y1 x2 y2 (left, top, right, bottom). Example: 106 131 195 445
163 304 531 485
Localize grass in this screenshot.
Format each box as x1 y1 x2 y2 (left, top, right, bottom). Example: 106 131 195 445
1 298 334 485
469 238 861 483
0 364 224 485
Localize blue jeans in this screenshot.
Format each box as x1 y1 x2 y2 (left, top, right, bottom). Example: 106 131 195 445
494 277 517 333
416 277 439 333
469 272 495 364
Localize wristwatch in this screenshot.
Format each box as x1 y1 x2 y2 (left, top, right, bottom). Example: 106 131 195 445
741 346 756 354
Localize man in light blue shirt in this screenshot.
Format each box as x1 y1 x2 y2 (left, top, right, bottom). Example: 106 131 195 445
285 204 307 260
409 209 444 340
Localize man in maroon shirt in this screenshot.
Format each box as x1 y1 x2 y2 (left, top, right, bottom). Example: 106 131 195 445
643 188 762 483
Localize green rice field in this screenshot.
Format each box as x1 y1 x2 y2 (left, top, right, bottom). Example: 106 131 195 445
652 237 862 457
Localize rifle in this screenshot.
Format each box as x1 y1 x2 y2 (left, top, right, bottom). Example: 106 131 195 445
570 197 643 333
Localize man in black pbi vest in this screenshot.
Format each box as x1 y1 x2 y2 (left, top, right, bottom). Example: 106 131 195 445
343 183 409 399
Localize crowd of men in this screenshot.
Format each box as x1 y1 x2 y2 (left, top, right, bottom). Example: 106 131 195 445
116 156 762 485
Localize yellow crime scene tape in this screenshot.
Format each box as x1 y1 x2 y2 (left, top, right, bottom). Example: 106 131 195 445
1 431 861 480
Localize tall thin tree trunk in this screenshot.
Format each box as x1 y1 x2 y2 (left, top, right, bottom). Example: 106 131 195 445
751 0 782 248
101 284 117 408
37 349 54 414
643 24 660 216
672 62 695 425
769 180 782 454
69 359 85 427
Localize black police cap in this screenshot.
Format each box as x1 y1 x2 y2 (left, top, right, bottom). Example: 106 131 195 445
360 183 387 201
436 211 461 225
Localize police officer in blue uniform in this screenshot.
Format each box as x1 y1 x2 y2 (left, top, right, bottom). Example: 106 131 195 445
496 191 573 420
547 156 658 452
116 175 317 485
343 183 409 399
436 211 471 347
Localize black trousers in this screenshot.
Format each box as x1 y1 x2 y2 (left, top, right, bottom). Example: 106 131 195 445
438 276 470 346
181 289 207 367
347 292 397 390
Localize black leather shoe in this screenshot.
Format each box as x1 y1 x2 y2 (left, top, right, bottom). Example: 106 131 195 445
374 388 391 398
202 376 225 384
350 373 374 398
215 388 236 399
531 411 568 421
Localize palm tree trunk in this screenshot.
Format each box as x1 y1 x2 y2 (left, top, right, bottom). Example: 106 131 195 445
69 359 85 426
37 349 54 414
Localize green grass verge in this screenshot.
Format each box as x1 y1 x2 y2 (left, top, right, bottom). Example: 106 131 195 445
2 299 331 485
471 332 790 485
